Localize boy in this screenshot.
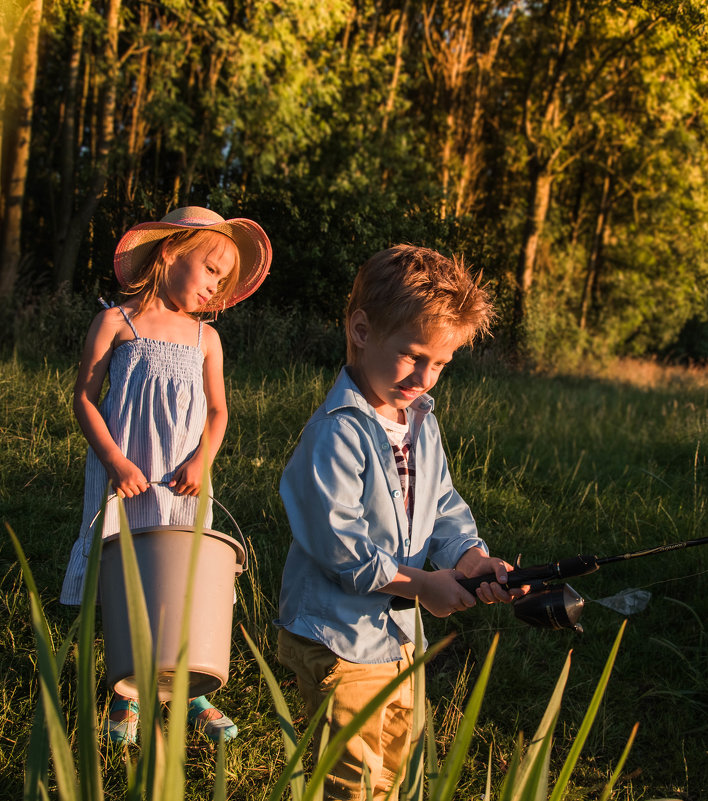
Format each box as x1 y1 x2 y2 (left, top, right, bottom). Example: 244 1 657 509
276 245 519 800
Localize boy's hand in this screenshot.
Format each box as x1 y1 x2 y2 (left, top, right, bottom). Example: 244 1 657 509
107 456 149 499
416 569 478 618
456 547 528 604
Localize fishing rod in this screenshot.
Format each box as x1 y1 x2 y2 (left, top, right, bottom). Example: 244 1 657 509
391 536 708 632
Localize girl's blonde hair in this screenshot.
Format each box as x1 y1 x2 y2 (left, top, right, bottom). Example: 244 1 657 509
346 244 495 364
121 229 240 318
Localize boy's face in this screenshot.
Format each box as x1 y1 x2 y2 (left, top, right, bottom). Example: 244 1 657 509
348 310 457 423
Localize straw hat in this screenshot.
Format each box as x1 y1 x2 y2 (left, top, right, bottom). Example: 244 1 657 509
113 206 272 310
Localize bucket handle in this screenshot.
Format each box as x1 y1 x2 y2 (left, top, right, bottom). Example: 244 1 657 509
85 482 249 570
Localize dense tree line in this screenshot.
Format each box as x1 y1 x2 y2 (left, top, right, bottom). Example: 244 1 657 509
2 0 707 361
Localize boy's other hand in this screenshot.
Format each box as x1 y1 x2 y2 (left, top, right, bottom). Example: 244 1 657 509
456 547 528 605
417 568 478 618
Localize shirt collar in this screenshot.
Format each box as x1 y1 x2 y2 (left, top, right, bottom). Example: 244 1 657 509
326 366 435 418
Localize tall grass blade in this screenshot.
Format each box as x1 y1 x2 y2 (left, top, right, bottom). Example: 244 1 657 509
510 650 572 800
267 694 333 801
484 743 492 801
7 524 79 801
23 617 79 801
311 693 335 801
115 500 163 801
362 760 373 801
400 605 426 801
24 694 49 801
212 736 226 801
598 722 639 801
432 633 499 801
512 726 553 801
548 621 627 801
302 637 452 801
164 455 212 801
424 700 439 792
240 626 305 801
498 735 524 801
76 494 106 801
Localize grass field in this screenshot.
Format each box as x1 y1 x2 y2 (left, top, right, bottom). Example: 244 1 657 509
0 349 707 800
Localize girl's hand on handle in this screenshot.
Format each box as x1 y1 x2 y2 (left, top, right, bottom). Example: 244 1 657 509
107 457 149 499
169 452 205 496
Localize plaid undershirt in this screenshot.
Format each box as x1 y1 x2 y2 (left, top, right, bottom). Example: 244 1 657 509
375 412 416 530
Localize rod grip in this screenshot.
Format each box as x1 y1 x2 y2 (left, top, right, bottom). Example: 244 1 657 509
389 555 599 612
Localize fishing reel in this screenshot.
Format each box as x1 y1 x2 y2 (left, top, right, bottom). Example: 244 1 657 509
511 582 585 633
506 552 586 632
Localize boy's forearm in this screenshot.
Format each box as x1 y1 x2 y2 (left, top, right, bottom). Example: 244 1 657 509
377 565 431 600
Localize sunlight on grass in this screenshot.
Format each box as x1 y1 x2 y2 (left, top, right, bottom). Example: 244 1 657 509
1 357 706 798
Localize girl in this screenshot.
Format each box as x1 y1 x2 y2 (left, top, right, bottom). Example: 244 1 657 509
61 206 272 744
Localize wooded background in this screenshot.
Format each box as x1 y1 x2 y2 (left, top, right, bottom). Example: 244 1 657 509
2 0 708 362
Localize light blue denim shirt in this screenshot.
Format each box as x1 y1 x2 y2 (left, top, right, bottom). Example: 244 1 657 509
275 367 488 663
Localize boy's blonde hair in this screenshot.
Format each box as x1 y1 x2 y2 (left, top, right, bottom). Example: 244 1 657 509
345 244 494 363
121 229 240 317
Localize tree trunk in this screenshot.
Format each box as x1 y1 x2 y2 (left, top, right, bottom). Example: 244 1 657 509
579 164 612 330
0 0 44 300
455 1 519 217
125 3 150 203
381 0 409 136
513 159 553 331
55 0 121 289
53 0 91 272
0 2 24 222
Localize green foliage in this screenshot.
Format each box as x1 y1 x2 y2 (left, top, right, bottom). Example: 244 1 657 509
7 0 708 364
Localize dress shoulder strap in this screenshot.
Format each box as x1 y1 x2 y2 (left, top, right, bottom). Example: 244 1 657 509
197 319 203 348
117 306 140 339
98 297 139 339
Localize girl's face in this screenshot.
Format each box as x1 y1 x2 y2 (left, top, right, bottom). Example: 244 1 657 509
162 232 237 313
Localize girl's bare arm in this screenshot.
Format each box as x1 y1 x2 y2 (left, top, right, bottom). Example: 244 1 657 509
74 310 149 498
169 324 228 495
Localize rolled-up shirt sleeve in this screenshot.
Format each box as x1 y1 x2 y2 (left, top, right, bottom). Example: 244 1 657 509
280 417 400 594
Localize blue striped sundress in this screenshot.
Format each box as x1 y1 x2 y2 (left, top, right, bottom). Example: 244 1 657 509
60 306 212 605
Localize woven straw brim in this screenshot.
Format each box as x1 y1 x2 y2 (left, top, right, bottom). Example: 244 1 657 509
114 218 272 310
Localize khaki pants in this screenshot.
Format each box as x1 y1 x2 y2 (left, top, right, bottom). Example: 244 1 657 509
278 628 416 801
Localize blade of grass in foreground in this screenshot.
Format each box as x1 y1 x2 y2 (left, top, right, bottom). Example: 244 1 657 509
431 633 498 801
212 736 227 801
240 626 306 801
164 459 212 801
508 649 572 801
115 499 163 801
301 636 453 801
77 493 106 801
7 524 79 801
23 616 79 801
598 722 639 801
424 699 439 790
400 606 426 801
548 621 627 801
